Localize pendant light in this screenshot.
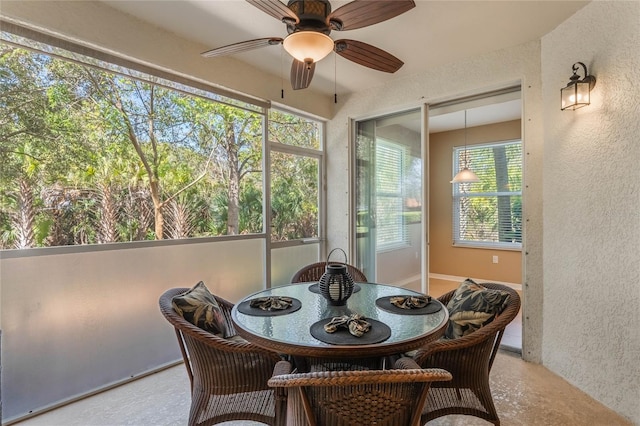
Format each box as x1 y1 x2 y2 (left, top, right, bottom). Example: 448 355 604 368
451 109 480 184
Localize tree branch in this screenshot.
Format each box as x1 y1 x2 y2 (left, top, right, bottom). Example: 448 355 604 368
83 67 154 181
162 145 216 206
0 148 43 161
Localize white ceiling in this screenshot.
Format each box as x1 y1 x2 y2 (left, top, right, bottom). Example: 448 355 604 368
102 0 587 96
100 0 585 129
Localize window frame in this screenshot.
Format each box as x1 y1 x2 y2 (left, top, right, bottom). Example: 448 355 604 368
0 23 325 254
452 139 522 250
267 108 325 248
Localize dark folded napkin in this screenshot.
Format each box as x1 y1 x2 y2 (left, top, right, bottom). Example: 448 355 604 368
249 296 293 311
390 295 431 310
323 313 371 337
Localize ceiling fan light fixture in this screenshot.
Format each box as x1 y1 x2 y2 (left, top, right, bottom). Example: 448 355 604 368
283 31 334 65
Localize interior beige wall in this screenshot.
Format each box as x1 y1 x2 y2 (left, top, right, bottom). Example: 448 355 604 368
429 120 522 284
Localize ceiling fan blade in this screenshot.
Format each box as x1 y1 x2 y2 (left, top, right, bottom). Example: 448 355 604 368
327 0 415 30
334 39 404 73
201 38 283 58
246 0 299 24
290 59 315 90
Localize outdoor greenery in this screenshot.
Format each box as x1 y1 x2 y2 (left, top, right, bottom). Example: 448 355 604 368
0 40 320 249
454 141 522 246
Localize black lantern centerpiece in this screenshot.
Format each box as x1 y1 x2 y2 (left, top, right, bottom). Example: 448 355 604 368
319 248 355 306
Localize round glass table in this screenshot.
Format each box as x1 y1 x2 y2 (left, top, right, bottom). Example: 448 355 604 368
231 282 449 359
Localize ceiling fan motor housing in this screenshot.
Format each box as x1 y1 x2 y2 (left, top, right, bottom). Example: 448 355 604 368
286 0 332 34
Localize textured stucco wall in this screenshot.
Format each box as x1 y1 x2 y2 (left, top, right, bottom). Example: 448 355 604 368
327 41 544 362
541 1 640 423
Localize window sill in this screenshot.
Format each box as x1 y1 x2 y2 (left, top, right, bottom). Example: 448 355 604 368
452 242 522 251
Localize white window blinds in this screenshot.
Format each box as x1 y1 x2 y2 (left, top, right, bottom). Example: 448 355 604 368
452 140 522 249
376 140 409 250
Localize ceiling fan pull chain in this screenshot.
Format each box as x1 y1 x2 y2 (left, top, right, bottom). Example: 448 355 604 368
281 45 285 99
334 51 337 104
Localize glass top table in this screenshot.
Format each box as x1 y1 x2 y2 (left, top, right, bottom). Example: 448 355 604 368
231 282 449 359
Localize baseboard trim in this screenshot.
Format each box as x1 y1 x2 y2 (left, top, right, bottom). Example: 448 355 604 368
429 273 522 291
391 274 422 288
381 273 522 292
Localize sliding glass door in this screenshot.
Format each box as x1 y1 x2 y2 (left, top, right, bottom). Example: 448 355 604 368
353 108 425 290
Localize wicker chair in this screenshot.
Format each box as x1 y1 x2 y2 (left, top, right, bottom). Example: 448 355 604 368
268 357 452 426
412 283 521 426
159 288 286 426
290 261 372 372
290 262 368 283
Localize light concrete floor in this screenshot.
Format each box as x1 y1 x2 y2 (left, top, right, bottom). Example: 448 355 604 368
10 280 627 426
12 350 632 426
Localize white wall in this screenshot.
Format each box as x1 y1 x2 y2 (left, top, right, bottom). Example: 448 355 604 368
0 238 266 421
326 41 544 362
376 223 421 286
541 1 640 423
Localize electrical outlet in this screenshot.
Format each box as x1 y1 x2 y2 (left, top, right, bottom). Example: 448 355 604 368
492 256 499 264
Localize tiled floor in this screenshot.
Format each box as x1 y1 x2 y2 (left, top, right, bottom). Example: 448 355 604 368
13 350 632 426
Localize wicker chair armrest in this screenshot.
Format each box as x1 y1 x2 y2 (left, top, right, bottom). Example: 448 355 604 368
415 282 521 365
159 288 282 362
413 322 498 363
268 366 451 388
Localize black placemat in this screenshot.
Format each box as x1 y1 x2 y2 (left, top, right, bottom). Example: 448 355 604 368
308 282 362 294
310 317 391 345
375 296 442 315
237 297 302 316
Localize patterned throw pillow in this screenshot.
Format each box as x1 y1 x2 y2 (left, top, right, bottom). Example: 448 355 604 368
172 281 231 338
444 279 510 339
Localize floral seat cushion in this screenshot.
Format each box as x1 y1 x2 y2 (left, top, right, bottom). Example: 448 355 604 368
445 279 510 339
172 281 232 338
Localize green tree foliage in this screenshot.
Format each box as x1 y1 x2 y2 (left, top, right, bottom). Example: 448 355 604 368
457 142 522 244
0 41 320 249
0 46 92 247
270 152 318 241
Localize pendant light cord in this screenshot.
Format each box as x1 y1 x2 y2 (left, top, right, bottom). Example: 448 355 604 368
463 109 468 166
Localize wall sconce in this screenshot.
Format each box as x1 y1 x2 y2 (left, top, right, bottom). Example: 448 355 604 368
561 62 596 110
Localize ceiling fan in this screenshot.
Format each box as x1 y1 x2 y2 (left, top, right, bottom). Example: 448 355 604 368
201 0 416 90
